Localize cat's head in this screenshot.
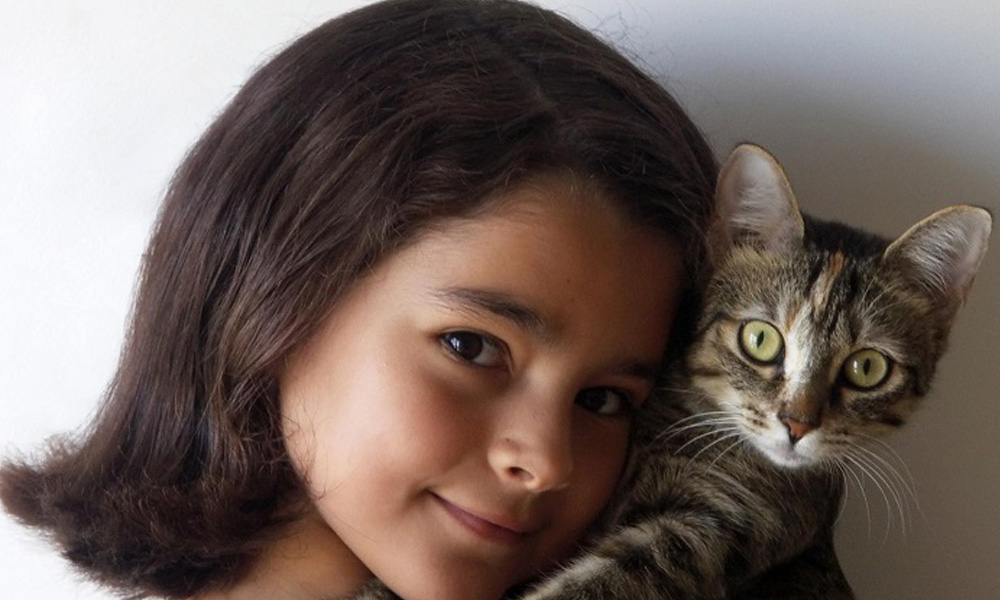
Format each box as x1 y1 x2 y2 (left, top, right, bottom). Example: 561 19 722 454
686 144 991 469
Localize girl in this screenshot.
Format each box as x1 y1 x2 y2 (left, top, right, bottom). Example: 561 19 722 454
0 1 717 598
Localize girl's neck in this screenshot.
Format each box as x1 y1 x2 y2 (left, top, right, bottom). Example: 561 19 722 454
193 508 372 600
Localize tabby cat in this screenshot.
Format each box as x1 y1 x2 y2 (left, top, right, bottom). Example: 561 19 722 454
355 144 992 600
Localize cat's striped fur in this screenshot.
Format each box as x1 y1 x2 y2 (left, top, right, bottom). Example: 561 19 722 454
354 145 991 600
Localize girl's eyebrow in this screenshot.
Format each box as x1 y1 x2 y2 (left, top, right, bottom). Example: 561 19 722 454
605 358 660 385
433 287 554 342
433 287 662 385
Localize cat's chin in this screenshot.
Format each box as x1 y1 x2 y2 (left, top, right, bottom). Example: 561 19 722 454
753 438 821 470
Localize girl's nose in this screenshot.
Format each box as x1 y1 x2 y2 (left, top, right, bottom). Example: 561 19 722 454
487 394 574 492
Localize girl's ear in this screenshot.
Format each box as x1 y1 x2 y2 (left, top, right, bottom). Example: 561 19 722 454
709 143 805 265
883 205 992 307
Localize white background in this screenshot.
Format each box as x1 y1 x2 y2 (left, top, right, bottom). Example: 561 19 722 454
1 1 997 598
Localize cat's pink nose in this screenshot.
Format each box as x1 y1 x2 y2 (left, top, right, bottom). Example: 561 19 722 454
780 417 815 444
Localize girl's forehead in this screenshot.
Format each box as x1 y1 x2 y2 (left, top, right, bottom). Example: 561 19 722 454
393 182 682 311
450 173 645 239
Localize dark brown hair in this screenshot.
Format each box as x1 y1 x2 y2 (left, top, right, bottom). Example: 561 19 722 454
0 0 717 597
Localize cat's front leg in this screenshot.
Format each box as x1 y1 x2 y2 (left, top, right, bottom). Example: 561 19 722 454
518 520 728 600
733 532 855 600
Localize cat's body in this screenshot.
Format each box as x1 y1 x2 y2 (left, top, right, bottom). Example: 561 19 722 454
519 376 849 600
354 145 991 600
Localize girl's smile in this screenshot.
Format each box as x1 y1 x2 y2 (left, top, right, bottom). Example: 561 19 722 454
432 493 536 545
278 175 685 600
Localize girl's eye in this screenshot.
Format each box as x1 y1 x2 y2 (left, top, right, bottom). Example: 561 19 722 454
842 349 892 389
739 320 784 364
575 388 631 417
440 331 506 368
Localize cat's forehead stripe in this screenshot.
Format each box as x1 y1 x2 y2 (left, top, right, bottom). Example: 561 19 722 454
808 251 845 316
782 298 804 332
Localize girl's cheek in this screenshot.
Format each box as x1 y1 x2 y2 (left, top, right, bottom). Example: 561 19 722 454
573 415 631 500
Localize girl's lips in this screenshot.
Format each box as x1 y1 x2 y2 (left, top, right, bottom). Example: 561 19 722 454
433 494 531 546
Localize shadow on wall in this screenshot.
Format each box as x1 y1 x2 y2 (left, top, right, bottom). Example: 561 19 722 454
671 71 1000 599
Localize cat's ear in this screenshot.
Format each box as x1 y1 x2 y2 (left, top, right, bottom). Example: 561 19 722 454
883 205 992 307
710 143 805 265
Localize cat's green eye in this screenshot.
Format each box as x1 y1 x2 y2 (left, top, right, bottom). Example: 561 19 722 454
842 349 891 389
739 320 784 364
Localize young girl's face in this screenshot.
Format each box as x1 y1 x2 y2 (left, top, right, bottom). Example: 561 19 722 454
280 176 685 600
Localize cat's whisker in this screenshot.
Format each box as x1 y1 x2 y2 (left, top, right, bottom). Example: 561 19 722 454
847 445 913 538
660 412 737 439
856 460 904 539
704 436 747 472
851 441 921 521
688 430 744 464
659 410 733 429
655 415 740 442
843 452 895 546
854 433 922 509
860 450 904 543
672 428 724 454
673 424 741 455
840 453 874 539
829 460 851 527
659 416 738 435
